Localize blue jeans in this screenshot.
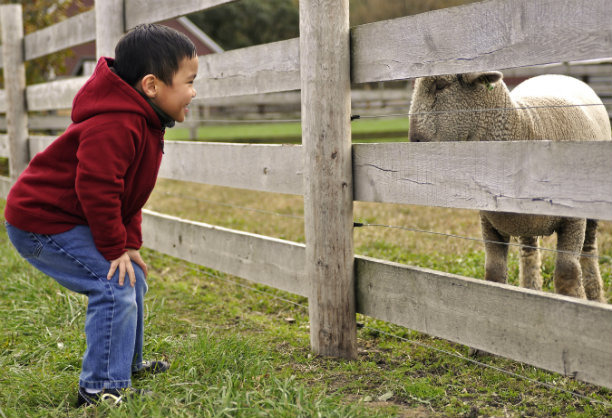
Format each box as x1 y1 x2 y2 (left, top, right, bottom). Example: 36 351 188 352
5 222 148 390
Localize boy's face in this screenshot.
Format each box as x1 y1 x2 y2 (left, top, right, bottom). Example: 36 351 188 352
152 56 198 122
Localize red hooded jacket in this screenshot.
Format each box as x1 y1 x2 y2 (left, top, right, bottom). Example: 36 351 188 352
5 57 164 261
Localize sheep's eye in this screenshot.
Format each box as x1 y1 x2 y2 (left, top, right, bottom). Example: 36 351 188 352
435 79 450 92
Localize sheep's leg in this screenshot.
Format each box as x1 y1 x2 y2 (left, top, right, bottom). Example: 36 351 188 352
580 219 605 302
518 236 542 290
554 219 586 299
481 215 510 283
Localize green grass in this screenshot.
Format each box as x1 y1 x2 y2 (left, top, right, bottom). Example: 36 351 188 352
164 117 409 143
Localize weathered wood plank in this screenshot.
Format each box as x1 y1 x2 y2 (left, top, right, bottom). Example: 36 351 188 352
195 38 300 99
0 176 12 199
125 0 237 28
300 0 356 358
28 136 56 158
0 134 8 158
353 141 612 221
28 116 71 132
141 209 308 296
0 89 7 113
160 141 303 195
355 256 612 389
352 0 612 83
24 10 96 61
26 77 88 111
1 5 29 180
96 0 124 59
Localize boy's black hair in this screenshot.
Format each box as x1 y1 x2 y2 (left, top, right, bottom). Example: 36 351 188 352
114 23 197 87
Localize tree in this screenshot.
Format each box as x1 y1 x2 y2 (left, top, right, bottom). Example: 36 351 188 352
189 0 299 50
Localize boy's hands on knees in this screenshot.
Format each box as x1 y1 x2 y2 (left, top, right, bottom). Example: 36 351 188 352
107 249 147 287
127 248 148 278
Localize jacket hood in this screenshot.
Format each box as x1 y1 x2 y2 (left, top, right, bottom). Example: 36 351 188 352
71 57 161 129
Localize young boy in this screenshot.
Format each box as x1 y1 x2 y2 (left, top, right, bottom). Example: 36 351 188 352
4 23 198 406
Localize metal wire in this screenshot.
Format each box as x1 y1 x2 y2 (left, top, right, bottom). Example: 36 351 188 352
354 222 612 263
153 192 612 263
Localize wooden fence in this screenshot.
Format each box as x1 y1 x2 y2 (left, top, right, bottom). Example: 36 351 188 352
1 0 612 389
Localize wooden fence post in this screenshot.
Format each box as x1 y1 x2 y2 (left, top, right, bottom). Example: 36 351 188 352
300 0 357 359
95 0 125 59
0 4 29 181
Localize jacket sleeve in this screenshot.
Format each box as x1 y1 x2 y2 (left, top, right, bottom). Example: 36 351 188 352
125 210 143 250
75 122 136 260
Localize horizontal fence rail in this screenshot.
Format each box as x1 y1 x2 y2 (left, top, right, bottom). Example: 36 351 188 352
141 208 612 388
26 138 612 221
353 141 612 221
125 0 237 28
24 10 96 61
351 0 612 83
142 210 308 296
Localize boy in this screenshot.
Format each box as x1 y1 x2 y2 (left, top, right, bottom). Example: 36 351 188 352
4 23 198 406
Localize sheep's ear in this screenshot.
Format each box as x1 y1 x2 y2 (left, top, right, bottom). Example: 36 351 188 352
462 71 503 87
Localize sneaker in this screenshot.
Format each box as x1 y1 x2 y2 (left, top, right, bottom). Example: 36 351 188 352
76 386 152 407
133 360 170 377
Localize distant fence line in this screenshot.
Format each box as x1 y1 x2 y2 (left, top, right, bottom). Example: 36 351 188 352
1 0 612 389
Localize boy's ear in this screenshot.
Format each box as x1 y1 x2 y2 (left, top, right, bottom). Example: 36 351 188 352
139 74 158 99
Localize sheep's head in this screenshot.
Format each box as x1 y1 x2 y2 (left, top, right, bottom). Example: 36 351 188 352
409 71 504 142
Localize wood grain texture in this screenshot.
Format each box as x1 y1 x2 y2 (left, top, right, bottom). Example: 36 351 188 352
1 5 29 180
26 77 88 111
24 10 96 61
95 0 124 59
141 209 308 296
28 136 56 157
125 0 237 28
355 256 612 388
160 141 303 194
351 0 612 83
0 134 8 158
0 176 12 199
300 0 356 359
353 141 612 221
195 38 300 99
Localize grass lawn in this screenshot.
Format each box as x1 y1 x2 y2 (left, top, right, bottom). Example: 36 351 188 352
164 117 410 143
2 117 612 416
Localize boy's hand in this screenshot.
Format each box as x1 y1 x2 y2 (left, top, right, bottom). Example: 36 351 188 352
107 249 147 287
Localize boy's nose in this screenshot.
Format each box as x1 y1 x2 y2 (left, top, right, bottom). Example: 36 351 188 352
192 88 197 98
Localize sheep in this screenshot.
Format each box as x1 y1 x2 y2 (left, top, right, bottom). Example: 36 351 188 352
408 72 610 302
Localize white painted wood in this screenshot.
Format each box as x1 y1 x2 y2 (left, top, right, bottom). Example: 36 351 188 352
26 77 88 111
1 5 29 180
0 134 8 158
353 141 612 221
141 209 308 296
24 10 96 61
351 0 612 83
160 141 303 195
300 0 356 358
195 38 300 100
355 256 612 389
125 0 237 28
96 0 124 59
0 176 12 199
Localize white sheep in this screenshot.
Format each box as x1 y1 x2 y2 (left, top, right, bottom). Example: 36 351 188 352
409 72 610 302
